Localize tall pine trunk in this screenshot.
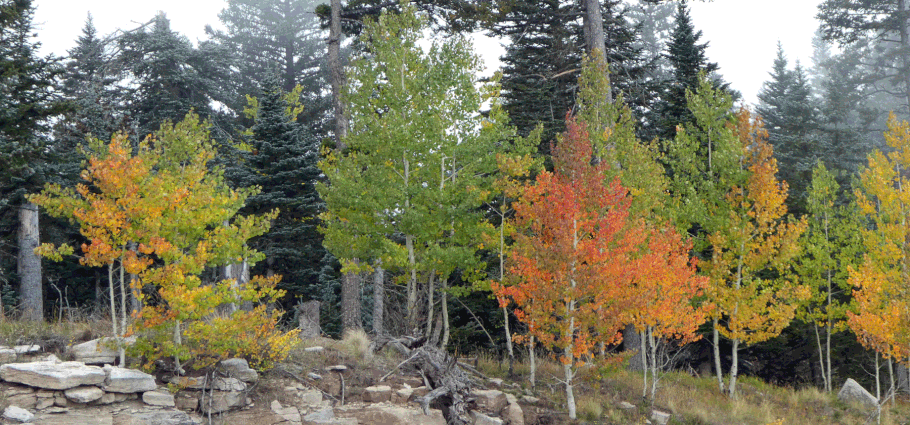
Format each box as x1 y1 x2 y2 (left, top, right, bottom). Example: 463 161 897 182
18 202 42 321
581 0 611 104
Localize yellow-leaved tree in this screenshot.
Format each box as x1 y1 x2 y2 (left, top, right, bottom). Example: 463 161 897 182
30 113 298 371
851 113 910 400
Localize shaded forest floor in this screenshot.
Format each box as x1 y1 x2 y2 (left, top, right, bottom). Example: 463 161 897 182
1 319 908 425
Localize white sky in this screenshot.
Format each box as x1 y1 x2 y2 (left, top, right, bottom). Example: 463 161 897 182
33 0 821 105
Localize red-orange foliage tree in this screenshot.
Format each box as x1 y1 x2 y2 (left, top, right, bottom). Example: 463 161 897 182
494 116 704 417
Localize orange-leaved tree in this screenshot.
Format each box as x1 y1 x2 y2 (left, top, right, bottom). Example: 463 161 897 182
31 113 298 371
494 116 681 419
850 113 910 395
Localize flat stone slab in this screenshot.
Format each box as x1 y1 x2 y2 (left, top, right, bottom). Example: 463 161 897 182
64 386 104 403
13 345 41 354
0 361 105 390
68 337 133 365
142 390 176 407
102 366 157 393
115 410 196 425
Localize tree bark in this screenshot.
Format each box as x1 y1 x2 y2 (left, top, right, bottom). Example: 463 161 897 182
625 324 643 371
328 0 348 147
18 202 42 321
713 317 723 393
581 0 611 104
373 263 384 336
341 260 362 332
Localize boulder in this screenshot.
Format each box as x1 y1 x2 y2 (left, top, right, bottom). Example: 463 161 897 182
6 393 38 410
393 387 414 404
67 337 134 365
303 407 335 423
504 394 524 425
63 386 103 403
116 410 196 425
270 400 302 423
299 389 324 406
471 411 504 425
175 393 199 411
472 389 508 413
219 358 258 383
2 406 34 423
13 345 41 354
0 347 16 363
102 366 156 393
166 375 207 389
650 409 671 425
0 361 105 390
200 390 246 414
143 390 176 407
211 377 245 391
336 404 446 425
618 401 635 410
838 378 878 408
362 385 392 403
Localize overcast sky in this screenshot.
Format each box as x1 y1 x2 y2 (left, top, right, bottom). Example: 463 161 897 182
32 0 822 105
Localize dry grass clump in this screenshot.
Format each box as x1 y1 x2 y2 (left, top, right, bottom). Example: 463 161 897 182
0 318 100 353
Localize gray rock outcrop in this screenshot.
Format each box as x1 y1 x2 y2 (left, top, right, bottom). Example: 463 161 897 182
102 366 157 393
3 405 34 423
0 361 105 390
64 386 104 403
838 378 878 408
219 358 258 382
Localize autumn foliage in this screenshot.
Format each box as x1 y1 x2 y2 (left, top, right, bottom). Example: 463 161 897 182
30 113 298 371
494 116 704 417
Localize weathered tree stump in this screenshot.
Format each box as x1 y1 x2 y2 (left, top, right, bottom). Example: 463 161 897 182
297 301 321 338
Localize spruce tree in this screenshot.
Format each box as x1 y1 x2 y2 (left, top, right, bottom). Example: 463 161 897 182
118 13 234 139
209 0 331 130
0 0 66 320
227 73 326 312
757 45 821 214
655 3 727 141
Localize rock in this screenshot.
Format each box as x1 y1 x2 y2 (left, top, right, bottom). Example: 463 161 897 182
6 394 38 410
68 337 134 365
488 378 504 388
412 386 430 398
472 389 508 413
299 389 324 406
307 372 323 380
174 393 199 411
53 392 67 407
35 397 54 410
0 347 16 363
3 406 34 423
303 407 335 423
219 358 258 383
116 410 197 425
211 377 245 391
304 346 325 353
13 345 41 354
393 387 414 404
362 385 392 403
650 409 671 425
520 396 539 404
102 367 157 393
838 378 878 408
143 390 176 407
472 411 504 425
166 376 207 389
43 407 68 414
336 404 446 425
270 400 302 423
504 394 524 425
63 386 103 403
619 401 635 410
200 390 246 414
0 361 105 390
34 410 112 425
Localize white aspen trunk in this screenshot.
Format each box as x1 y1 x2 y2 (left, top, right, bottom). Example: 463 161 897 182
649 327 658 399
876 355 881 401
341 259 362 331
174 319 182 374
108 264 122 366
441 277 449 349
888 357 895 406
500 209 515 374
119 255 127 346
729 338 740 398
373 263 384 336
529 335 536 388
813 324 828 391
565 219 578 420
17 203 42 321
426 272 435 339
641 329 648 399
713 317 723 393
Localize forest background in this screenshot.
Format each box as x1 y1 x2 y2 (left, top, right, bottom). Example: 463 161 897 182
2 0 910 408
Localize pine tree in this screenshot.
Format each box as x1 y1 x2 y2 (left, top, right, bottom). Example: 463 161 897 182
209 0 330 130
118 13 234 139
0 0 66 320
226 73 326 312
497 0 652 152
655 3 728 141
757 45 821 214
